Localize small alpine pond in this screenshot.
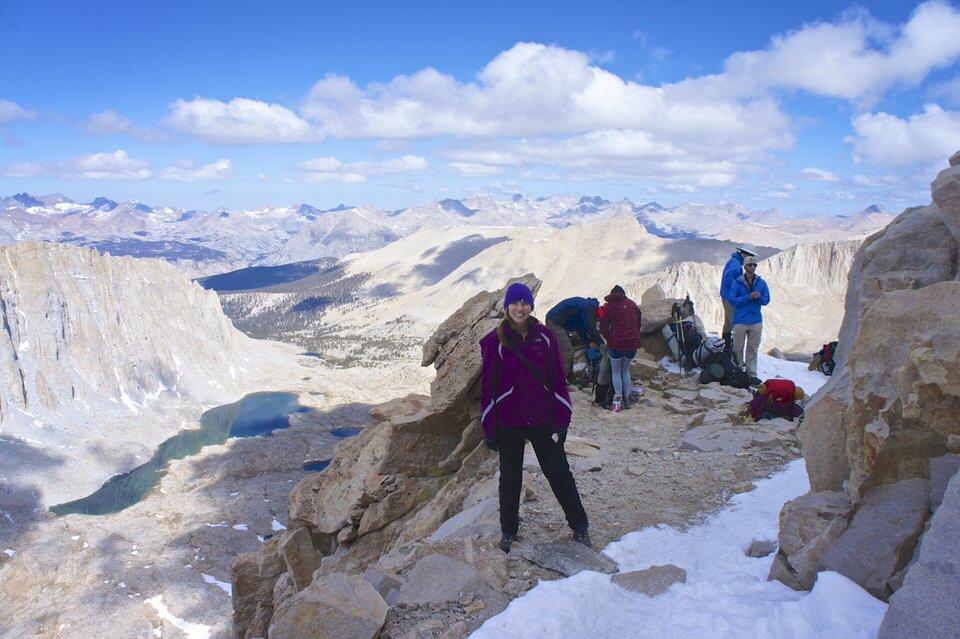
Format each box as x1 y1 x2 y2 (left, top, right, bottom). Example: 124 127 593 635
51 392 312 516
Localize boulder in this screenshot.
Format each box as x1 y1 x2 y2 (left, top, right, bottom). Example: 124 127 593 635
279 526 324 592
395 545 509 610
612 564 686 596
518 542 617 577
231 538 286 639
640 283 666 305
769 491 852 591
929 454 960 510
268 573 388 639
878 471 960 639
819 479 930 599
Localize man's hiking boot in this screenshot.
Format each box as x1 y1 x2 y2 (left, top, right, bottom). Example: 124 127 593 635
573 528 592 548
750 376 762 386
499 533 518 553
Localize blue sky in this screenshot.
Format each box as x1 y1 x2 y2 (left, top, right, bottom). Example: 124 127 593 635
1 0 959 215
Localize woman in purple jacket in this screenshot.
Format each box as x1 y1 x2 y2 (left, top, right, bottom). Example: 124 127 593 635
599 285 642 412
480 282 591 553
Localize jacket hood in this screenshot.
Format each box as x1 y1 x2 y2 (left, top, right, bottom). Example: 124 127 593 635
604 292 626 303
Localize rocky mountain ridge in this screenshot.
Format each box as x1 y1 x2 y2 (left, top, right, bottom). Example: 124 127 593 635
0 191 892 276
208 217 858 363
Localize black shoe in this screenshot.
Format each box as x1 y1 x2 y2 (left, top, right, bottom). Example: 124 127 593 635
622 398 631 410
499 533 517 553
572 528 592 548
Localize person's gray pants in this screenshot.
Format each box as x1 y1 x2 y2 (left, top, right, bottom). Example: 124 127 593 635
732 322 762 378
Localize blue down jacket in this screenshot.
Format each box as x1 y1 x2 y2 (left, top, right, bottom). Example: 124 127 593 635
729 274 770 325
720 252 745 301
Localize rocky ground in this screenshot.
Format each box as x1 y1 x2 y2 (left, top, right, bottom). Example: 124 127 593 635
378 369 802 639
0 359 802 639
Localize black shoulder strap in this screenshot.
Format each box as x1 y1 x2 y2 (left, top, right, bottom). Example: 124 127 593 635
505 340 554 393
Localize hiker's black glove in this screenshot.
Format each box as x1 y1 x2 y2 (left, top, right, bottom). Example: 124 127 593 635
553 429 567 446
484 437 499 453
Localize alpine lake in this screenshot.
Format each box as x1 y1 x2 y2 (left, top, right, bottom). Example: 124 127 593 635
50 391 354 516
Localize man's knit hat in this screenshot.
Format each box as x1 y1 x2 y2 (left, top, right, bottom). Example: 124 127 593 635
503 282 535 310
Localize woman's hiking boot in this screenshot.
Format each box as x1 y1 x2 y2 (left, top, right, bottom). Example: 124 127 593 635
499 533 518 553
573 527 592 548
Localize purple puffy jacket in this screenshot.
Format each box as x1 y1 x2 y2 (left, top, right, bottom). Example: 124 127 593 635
479 318 573 438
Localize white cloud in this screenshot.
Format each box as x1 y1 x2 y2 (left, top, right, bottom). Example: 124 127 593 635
801 167 841 182
300 43 793 148
63 150 151 179
166 98 317 144
442 129 744 188
296 154 427 183
848 104 960 167
0 99 36 123
85 110 165 141
714 0 960 102
4 150 151 179
160 158 233 182
448 162 503 177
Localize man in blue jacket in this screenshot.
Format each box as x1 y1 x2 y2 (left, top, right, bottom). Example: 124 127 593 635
730 255 770 385
720 244 756 348
545 297 601 383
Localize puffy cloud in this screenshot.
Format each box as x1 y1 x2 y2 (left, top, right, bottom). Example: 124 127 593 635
300 42 793 149
0 99 36 123
62 150 151 179
160 158 233 181
801 167 842 182
3 150 151 179
166 98 317 144
296 154 427 183
848 104 960 166
716 0 960 102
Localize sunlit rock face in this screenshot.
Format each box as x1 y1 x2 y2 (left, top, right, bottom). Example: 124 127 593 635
0 242 269 507
771 152 960 605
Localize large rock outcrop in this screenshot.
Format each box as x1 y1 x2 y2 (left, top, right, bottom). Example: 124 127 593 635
231 274 540 638
770 152 960 609
0 242 283 508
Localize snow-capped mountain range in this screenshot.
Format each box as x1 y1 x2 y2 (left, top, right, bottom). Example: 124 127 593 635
0 192 894 276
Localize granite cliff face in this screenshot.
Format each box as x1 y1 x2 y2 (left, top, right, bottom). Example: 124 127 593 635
0 242 282 509
771 152 960 626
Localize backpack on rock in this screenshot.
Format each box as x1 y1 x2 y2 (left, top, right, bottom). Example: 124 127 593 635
809 341 838 376
698 350 751 389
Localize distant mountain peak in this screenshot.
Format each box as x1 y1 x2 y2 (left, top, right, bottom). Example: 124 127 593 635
438 199 478 217
12 192 44 208
90 197 118 211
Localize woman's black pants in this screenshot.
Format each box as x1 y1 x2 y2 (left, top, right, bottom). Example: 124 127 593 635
497 424 589 536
